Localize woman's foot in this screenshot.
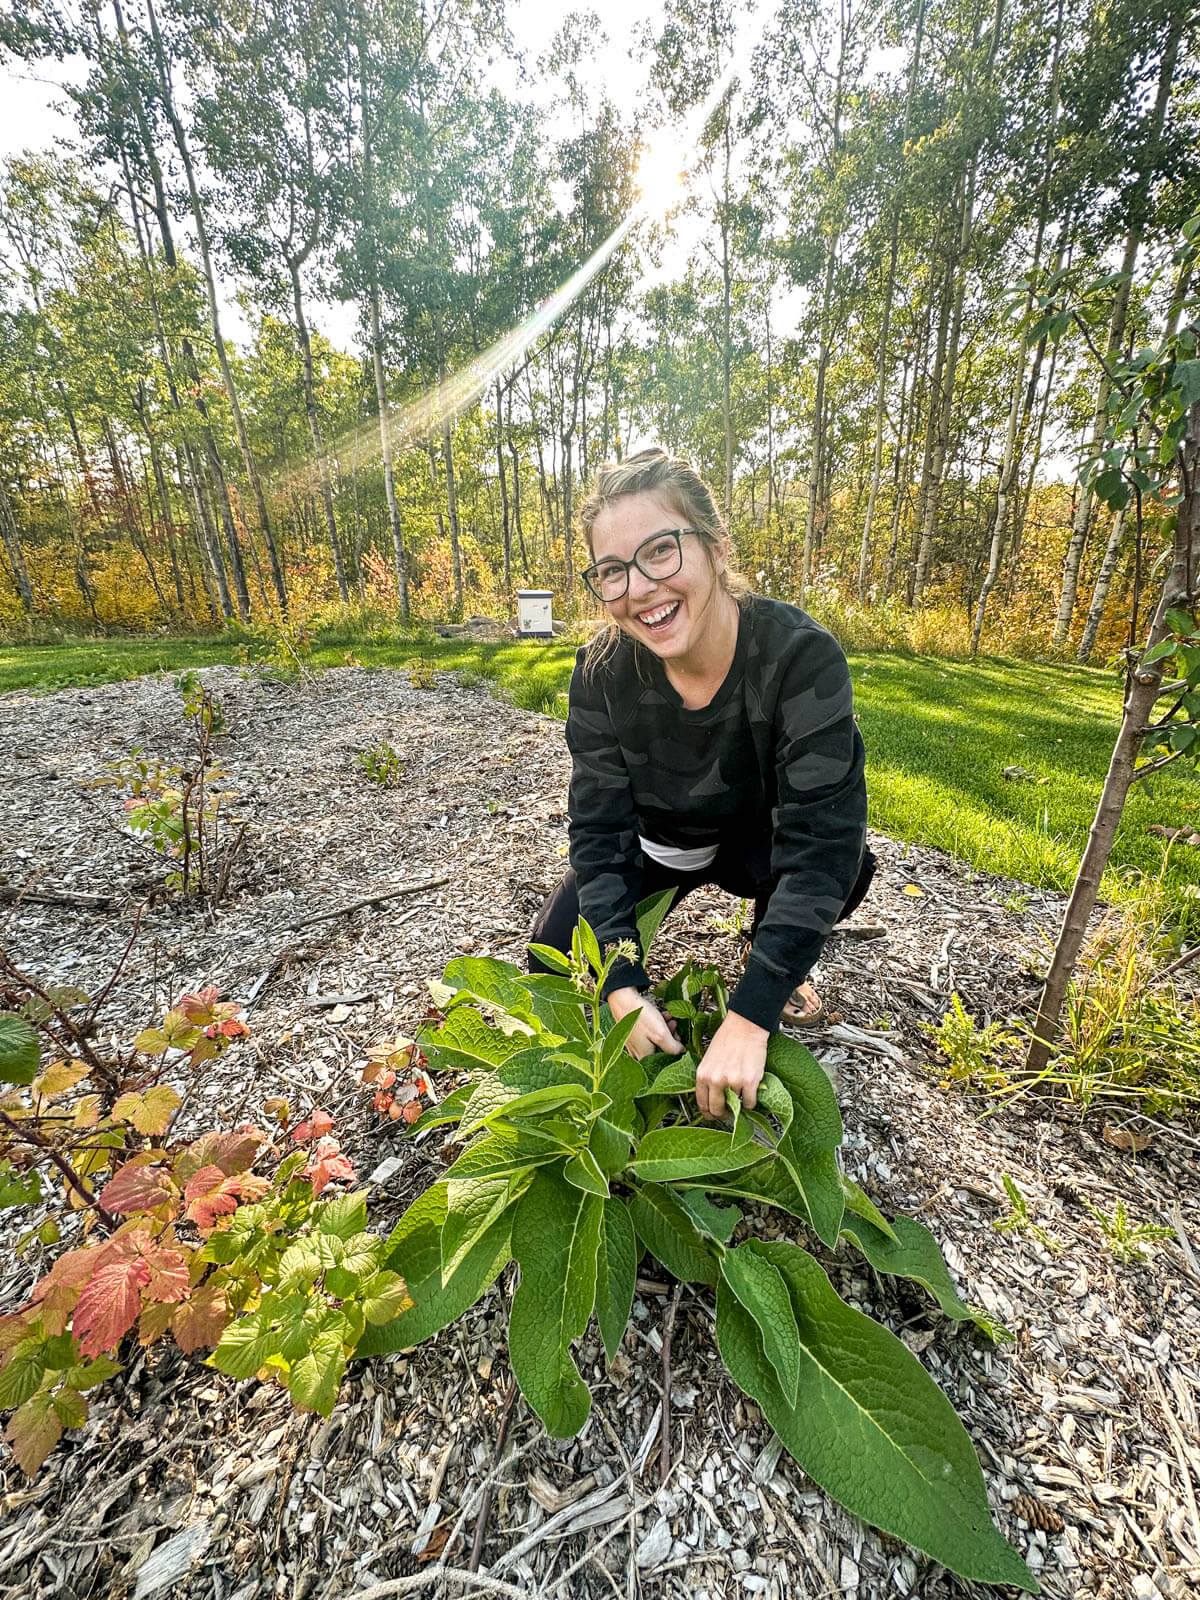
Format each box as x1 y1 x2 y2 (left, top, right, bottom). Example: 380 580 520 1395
781 981 825 1028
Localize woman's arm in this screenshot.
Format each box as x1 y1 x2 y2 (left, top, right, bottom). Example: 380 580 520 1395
728 626 869 1031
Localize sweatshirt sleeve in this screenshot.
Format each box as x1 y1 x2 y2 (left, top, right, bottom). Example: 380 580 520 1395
564 649 649 996
728 629 867 1030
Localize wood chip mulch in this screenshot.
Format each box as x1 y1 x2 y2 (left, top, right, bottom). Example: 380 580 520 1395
1 663 1198 1600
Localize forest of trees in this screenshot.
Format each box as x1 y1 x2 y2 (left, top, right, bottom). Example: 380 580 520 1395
0 0 1196 657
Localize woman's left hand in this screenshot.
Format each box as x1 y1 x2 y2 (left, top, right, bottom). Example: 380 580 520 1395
694 1011 770 1120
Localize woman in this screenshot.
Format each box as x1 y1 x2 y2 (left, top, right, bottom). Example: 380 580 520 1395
530 448 873 1120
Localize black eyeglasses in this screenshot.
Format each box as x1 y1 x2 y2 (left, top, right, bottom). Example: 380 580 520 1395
581 529 699 601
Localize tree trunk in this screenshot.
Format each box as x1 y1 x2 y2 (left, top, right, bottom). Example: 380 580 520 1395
1028 401 1199 1072
858 0 924 602
912 161 974 604
496 375 511 594
1076 507 1128 662
357 21 409 619
143 0 286 618
0 484 34 613
289 254 348 603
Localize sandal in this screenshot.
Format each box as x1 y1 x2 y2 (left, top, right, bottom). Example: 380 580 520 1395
781 980 825 1029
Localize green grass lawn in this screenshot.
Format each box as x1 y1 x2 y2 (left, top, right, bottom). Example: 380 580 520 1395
5 630 1199 915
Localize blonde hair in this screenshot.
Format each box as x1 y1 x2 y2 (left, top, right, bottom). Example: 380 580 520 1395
578 448 747 677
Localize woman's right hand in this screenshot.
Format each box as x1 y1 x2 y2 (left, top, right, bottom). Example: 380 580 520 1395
606 986 683 1059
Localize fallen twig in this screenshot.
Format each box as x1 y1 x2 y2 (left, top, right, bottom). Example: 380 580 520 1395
283 875 449 931
0 885 117 910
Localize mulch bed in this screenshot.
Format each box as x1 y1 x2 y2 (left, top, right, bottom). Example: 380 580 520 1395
0 663 1197 1600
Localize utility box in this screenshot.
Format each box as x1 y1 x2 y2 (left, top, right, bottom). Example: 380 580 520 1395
516 590 554 638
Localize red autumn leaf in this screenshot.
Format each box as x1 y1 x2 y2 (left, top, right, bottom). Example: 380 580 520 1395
303 1136 355 1197
99 1159 179 1218
171 1284 231 1354
73 1256 150 1358
175 1129 265 1185
291 1108 335 1143
184 1167 269 1232
401 1100 422 1125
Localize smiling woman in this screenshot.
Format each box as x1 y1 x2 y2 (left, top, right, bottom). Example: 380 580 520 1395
529 447 876 1120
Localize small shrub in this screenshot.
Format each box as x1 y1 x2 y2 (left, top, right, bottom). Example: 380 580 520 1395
924 993 1019 1089
357 741 404 787
0 969 402 1475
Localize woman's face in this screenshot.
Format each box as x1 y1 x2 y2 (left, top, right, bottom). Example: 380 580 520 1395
587 489 730 666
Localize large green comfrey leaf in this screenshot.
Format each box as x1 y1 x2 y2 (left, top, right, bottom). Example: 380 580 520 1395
421 1005 533 1074
441 1172 532 1283
509 1167 603 1436
840 1213 1009 1340
715 1241 1037 1591
520 975 592 1042
595 1196 637 1363
460 1082 591 1140
765 1035 845 1245
443 1126 576 1184
626 1184 717 1286
639 1055 699 1097
443 956 540 1021
628 1122 761 1183
356 1182 511 1356
719 1242 801 1405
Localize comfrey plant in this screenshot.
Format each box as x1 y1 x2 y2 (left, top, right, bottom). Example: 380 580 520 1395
358 893 1038 1591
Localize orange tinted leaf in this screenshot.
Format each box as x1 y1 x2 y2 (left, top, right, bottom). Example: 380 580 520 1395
6 1393 62 1475
72 1094 101 1129
73 1256 150 1357
142 1242 190 1304
111 1086 182 1136
183 1168 269 1232
401 1100 422 1126
291 1109 335 1143
184 1165 241 1231
99 1159 179 1218
171 1284 231 1353
175 1129 265 1184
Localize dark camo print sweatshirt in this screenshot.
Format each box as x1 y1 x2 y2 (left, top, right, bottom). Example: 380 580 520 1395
565 594 867 1031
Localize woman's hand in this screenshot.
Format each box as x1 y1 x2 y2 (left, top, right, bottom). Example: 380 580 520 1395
607 986 682 1060
694 1011 770 1120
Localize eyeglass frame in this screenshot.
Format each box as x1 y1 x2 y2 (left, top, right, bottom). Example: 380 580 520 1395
580 528 701 601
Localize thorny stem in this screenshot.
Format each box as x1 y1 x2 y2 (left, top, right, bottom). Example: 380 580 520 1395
0 1106 106 1217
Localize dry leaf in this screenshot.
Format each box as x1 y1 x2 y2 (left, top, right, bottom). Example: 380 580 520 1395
1102 1123 1152 1154
902 884 924 897
326 1004 352 1024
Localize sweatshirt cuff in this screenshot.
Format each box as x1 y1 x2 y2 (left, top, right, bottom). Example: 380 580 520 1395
729 942 821 1031
601 956 649 1000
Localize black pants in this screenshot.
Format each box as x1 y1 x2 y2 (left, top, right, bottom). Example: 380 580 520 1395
529 839 876 978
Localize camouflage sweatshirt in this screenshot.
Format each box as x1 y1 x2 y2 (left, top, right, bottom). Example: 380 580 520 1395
565 594 867 1030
